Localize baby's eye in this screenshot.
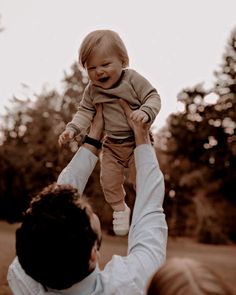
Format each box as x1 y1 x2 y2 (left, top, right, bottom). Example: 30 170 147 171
102 63 110 67
87 66 96 71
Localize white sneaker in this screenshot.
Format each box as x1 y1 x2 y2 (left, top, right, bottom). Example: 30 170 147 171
113 205 130 236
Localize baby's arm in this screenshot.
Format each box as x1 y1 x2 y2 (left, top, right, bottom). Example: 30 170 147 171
130 109 149 123
58 129 75 146
130 70 161 124
59 85 95 145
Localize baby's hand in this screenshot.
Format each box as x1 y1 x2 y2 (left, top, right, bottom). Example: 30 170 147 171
130 110 149 123
58 130 75 146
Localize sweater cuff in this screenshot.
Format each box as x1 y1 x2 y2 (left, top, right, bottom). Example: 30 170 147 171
140 106 155 123
66 123 81 135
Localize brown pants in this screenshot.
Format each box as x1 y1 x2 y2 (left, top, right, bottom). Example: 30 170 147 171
100 137 136 208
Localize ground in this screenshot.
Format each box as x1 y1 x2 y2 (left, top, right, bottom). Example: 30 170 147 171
1 221 236 294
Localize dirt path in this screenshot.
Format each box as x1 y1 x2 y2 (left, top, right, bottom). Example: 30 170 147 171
1 222 236 294
0 222 18 295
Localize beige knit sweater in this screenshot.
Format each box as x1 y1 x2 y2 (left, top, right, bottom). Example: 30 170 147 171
66 69 161 139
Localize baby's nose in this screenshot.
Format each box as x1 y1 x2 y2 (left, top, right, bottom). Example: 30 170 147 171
96 67 104 76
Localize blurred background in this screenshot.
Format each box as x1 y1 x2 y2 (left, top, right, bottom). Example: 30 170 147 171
0 0 236 293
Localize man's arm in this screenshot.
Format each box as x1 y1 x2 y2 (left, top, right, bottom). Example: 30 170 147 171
8 142 100 295
57 104 103 194
121 100 168 291
7 105 104 295
127 146 167 282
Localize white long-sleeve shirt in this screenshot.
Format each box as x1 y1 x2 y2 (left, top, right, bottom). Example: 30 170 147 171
8 144 168 295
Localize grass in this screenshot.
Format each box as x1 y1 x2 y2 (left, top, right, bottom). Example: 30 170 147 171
1 221 236 294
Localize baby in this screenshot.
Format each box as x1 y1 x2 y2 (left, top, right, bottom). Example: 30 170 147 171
59 30 161 235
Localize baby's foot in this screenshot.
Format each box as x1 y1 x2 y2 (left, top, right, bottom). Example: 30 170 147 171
113 204 130 236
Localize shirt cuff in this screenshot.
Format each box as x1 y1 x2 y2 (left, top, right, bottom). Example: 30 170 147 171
57 146 98 194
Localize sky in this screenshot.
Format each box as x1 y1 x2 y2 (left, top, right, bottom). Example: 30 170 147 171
0 0 235 129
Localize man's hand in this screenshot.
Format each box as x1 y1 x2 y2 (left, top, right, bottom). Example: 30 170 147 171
119 99 151 146
58 130 75 146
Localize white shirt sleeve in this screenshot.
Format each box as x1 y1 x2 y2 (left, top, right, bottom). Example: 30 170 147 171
7 257 46 295
127 144 168 290
57 146 98 194
103 144 168 293
7 147 98 295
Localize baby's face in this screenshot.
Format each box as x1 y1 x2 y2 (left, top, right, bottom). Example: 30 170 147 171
85 48 123 89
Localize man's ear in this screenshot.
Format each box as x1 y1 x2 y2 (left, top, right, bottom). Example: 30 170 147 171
90 242 100 266
90 245 97 263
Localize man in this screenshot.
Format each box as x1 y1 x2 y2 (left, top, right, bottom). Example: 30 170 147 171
8 101 168 295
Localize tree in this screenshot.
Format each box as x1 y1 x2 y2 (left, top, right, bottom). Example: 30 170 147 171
158 26 236 243
0 64 88 221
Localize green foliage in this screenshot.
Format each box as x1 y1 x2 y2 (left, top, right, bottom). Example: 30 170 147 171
158 26 236 244
0 64 88 221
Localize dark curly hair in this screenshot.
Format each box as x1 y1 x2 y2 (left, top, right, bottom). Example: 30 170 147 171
16 183 100 290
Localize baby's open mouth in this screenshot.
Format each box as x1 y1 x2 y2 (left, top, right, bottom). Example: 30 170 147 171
98 77 109 83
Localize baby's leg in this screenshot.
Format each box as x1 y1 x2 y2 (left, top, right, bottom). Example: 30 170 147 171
100 149 130 235
100 139 135 235
100 148 126 211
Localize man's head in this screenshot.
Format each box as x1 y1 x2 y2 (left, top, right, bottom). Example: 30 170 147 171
16 184 102 290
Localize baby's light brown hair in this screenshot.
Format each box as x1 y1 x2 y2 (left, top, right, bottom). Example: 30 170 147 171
147 257 234 295
79 30 129 68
